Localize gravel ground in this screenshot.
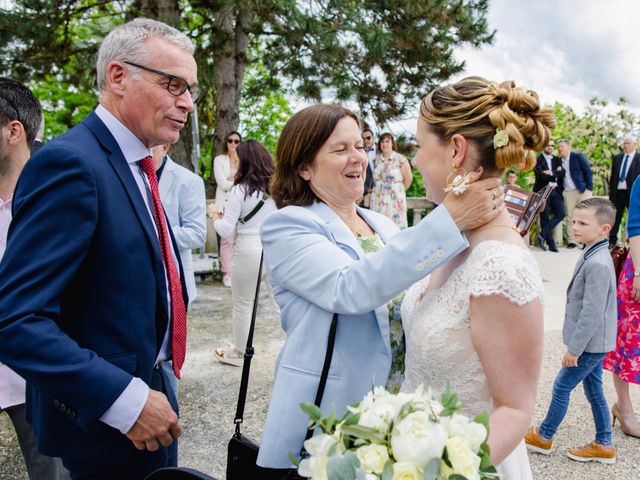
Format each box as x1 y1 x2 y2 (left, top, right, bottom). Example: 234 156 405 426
1 247 639 480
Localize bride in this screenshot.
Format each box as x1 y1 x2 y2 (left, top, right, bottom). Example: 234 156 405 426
400 77 556 478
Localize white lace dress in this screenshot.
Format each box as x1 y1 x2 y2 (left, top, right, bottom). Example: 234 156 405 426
400 240 543 480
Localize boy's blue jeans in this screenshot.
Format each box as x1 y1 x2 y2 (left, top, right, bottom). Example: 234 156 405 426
539 352 612 445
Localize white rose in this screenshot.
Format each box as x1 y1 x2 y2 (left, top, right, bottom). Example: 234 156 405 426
303 433 335 457
444 414 487 452
355 444 389 475
391 411 446 465
297 433 336 479
359 393 410 431
392 461 422 480
442 436 482 480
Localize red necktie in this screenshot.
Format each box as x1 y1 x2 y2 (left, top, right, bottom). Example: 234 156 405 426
139 156 187 379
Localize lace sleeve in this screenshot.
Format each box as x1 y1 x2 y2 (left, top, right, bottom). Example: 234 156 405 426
468 241 543 306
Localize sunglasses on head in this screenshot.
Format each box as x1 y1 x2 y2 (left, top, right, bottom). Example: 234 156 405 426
227 138 241 144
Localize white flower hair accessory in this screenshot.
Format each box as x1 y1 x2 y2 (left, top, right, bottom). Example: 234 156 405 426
493 128 509 149
444 170 474 196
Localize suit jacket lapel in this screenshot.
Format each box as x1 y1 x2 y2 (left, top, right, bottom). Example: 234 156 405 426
308 202 365 257
83 112 168 319
306 202 392 356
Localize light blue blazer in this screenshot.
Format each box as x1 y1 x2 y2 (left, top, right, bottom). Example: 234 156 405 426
158 156 207 303
257 202 468 467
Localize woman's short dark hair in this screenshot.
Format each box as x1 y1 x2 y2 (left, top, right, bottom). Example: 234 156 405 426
235 140 275 198
377 132 396 152
271 104 360 208
223 130 242 154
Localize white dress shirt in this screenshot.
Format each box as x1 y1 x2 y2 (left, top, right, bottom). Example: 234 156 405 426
542 153 557 187
562 155 577 191
0 195 29 409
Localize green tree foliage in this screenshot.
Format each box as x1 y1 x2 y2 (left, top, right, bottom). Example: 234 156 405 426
1 0 494 182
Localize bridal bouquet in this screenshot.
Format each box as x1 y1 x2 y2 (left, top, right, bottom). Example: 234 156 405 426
296 386 498 480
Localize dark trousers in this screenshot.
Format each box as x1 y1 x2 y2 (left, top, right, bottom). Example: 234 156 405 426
610 189 630 244
540 189 565 242
4 403 69 480
62 366 179 480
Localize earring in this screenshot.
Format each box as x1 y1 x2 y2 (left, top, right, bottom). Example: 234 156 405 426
444 167 473 196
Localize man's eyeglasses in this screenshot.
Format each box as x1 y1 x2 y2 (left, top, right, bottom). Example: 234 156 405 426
227 138 241 145
362 136 372 140
123 61 200 102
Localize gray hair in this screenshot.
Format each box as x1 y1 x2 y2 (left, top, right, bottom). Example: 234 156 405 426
96 18 194 94
623 135 637 145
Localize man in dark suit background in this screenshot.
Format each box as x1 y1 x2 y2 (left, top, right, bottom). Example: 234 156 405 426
0 18 197 479
360 128 376 208
534 138 565 252
609 136 639 247
557 139 593 248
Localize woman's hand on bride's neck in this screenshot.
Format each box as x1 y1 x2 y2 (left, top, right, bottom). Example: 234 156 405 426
465 208 522 246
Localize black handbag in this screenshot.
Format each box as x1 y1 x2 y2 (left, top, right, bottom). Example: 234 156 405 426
226 251 338 480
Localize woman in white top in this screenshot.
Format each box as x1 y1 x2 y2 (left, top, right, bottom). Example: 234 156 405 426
212 131 242 287
211 140 276 366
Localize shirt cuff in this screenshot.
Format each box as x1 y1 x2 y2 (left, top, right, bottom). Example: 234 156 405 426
99 377 149 434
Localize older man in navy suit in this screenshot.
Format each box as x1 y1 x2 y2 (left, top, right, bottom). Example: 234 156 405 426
558 139 593 248
0 19 197 479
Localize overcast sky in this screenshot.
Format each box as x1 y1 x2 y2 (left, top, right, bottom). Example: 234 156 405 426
389 0 640 136
452 0 639 111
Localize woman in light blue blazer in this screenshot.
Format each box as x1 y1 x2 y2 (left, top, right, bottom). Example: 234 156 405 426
256 104 504 477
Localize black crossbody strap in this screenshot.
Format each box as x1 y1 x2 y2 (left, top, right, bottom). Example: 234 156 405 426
238 192 268 224
304 312 338 443
233 251 264 434
232 249 339 448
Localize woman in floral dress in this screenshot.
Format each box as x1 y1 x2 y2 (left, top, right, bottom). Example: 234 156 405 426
603 181 640 437
369 132 413 229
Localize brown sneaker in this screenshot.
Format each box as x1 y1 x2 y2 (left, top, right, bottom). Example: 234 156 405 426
524 426 553 455
567 441 616 464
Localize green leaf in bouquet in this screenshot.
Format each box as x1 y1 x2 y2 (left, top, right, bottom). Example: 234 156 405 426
423 457 440 480
473 411 490 434
448 475 469 480
478 442 494 470
381 460 394 480
440 387 459 409
341 424 387 443
327 451 360 480
300 403 323 423
288 451 300 467
343 412 361 426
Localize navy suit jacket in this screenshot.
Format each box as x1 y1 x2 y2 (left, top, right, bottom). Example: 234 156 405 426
0 111 187 464
609 152 640 200
565 151 593 192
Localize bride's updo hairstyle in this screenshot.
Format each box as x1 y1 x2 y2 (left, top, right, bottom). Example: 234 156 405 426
420 76 556 173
